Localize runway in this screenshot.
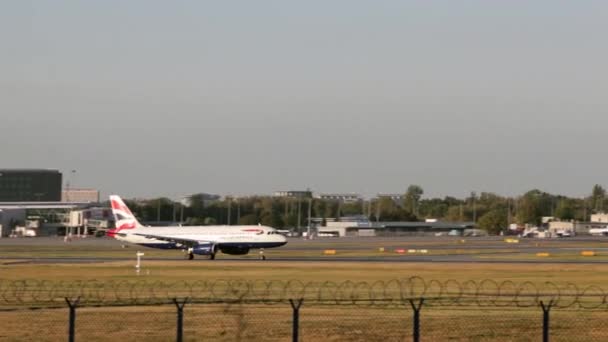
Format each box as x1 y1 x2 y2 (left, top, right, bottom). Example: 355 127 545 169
4 257 608 265
2 235 608 265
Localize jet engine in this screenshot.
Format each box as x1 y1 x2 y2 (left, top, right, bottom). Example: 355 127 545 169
219 246 250 255
192 244 216 255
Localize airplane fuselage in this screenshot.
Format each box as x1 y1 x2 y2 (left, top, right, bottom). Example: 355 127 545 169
108 195 287 259
111 225 287 250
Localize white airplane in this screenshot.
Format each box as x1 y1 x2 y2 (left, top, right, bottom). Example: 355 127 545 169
107 195 287 260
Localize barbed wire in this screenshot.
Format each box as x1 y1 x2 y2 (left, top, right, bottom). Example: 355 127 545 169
1 277 607 309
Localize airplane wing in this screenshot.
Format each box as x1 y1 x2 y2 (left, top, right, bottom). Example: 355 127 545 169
133 233 215 247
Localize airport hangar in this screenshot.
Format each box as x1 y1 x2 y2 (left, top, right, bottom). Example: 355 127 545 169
316 220 477 237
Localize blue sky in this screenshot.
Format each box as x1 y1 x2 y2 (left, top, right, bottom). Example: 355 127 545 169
1 1 607 199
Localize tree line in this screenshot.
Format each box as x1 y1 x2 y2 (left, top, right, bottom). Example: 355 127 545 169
118 184 608 235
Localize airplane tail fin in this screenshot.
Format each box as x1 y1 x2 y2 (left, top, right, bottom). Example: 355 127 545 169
108 195 143 237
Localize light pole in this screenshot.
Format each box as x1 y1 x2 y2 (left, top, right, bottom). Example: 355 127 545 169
470 191 477 223
307 198 312 239
180 203 184 224
157 199 161 222
65 169 76 202
236 198 240 224
172 202 177 222
507 199 511 230
297 196 302 235
227 197 231 225
135 251 144 275
71 169 76 187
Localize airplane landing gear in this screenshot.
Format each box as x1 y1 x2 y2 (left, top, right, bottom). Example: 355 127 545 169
259 249 266 260
208 245 217 260
187 248 194 260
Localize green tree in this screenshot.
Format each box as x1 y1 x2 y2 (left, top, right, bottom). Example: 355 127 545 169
258 198 284 227
516 190 542 225
477 209 508 235
478 192 506 211
341 202 363 216
403 185 424 216
554 199 576 220
203 217 217 225
238 214 258 225
324 200 340 218
444 205 464 222
139 198 175 222
188 193 210 218
313 200 327 218
591 184 606 212
184 217 205 226
418 199 448 219
283 213 298 228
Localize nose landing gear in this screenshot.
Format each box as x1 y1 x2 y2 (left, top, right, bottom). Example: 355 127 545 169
186 247 194 260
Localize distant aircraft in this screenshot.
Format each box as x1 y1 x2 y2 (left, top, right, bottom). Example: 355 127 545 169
589 227 608 236
107 195 287 260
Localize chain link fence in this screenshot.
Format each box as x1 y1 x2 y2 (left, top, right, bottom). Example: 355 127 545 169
2 277 608 341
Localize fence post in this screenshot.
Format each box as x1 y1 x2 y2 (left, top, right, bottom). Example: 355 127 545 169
289 298 304 342
173 298 189 342
409 298 424 342
65 297 80 342
540 300 554 342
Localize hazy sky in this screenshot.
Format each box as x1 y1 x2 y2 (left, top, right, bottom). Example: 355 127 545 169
2 1 607 200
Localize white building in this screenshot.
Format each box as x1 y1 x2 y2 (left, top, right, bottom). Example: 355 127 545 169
0 208 26 237
547 220 608 236
273 190 312 198
62 189 100 203
63 207 113 236
317 220 373 237
315 193 362 203
377 194 405 204
591 213 608 223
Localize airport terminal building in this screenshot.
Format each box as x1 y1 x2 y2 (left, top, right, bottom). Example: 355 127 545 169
0 169 62 202
0 169 110 237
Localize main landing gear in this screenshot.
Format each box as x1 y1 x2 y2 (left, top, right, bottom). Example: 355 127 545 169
185 248 216 260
